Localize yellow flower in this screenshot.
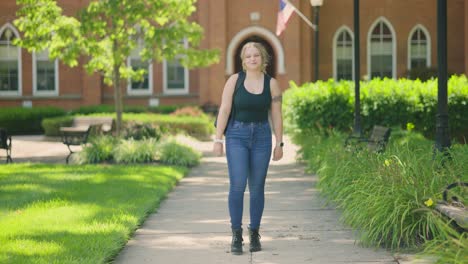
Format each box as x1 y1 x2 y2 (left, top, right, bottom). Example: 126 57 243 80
384 159 391 167
424 198 434 207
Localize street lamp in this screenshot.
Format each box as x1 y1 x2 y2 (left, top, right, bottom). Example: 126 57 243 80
310 0 323 82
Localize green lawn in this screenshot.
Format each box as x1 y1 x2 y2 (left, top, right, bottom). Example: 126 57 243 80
0 163 187 264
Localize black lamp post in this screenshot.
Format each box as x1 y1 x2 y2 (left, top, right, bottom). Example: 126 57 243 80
435 0 451 153
353 0 362 136
310 0 323 82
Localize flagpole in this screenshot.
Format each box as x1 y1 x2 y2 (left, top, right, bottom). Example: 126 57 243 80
285 0 317 31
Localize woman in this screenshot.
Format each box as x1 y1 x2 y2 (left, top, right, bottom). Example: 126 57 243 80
213 42 283 255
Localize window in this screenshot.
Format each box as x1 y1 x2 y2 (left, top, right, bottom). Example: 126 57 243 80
127 29 152 95
164 39 188 94
368 18 395 79
0 24 21 95
33 50 58 95
408 26 430 69
334 27 354 81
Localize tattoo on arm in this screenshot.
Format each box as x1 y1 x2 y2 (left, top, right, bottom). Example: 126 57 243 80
272 95 283 103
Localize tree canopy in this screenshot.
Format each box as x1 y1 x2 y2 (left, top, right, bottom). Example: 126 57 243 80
14 0 219 134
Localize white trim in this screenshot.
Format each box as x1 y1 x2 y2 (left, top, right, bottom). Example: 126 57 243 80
367 17 397 79
32 50 59 96
0 23 22 96
163 38 189 95
407 24 431 69
226 26 286 75
332 25 354 81
126 57 153 96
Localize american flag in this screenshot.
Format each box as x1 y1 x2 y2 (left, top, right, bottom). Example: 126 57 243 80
276 0 295 36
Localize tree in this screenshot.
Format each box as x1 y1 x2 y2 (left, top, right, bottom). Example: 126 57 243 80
14 0 219 135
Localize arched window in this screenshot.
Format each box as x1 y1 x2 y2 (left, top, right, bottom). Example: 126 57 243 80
408 26 430 69
368 18 396 79
333 27 354 81
0 24 21 95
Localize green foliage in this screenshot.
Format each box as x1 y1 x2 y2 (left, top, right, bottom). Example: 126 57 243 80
69 104 182 115
292 129 467 258
113 138 158 164
121 121 164 141
42 113 213 138
158 140 201 167
284 76 468 140
77 135 117 164
14 0 220 135
14 0 219 84
123 113 214 140
0 106 66 135
41 115 74 136
406 67 439 82
0 163 186 263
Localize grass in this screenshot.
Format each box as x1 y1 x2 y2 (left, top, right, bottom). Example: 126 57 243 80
0 163 187 264
291 129 467 262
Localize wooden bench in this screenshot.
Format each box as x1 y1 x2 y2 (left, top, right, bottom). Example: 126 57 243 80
344 125 392 153
60 117 114 164
435 182 467 232
0 128 12 163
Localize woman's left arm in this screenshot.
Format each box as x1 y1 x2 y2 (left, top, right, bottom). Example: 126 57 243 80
270 78 283 161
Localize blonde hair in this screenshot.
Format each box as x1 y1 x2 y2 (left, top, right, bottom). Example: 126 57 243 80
240 42 270 73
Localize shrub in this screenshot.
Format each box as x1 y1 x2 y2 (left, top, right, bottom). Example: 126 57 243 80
121 121 164 141
158 140 201 167
406 67 438 81
42 116 74 136
76 136 117 164
292 128 467 255
113 138 158 164
0 107 66 135
170 106 205 117
283 76 468 141
42 113 214 139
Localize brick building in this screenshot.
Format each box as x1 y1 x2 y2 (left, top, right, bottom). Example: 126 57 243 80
0 0 467 110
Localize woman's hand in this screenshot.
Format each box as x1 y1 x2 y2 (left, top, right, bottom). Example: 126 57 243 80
272 146 283 161
213 142 224 156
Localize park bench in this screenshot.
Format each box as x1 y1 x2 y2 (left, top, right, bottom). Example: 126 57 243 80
0 128 12 163
344 125 391 153
435 182 468 232
60 117 114 164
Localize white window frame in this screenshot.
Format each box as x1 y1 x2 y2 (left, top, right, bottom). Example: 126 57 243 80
33 50 59 96
367 17 397 79
333 26 354 81
163 38 189 95
0 23 22 96
407 24 431 70
127 48 153 96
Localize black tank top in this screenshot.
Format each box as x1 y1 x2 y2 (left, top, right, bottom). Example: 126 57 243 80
233 74 271 122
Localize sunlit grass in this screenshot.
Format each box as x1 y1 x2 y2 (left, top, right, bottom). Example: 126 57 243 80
0 163 187 263
292 129 467 262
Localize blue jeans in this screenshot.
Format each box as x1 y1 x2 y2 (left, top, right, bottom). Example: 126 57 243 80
226 120 272 230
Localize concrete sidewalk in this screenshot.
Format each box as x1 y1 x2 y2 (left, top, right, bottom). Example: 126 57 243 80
114 136 397 264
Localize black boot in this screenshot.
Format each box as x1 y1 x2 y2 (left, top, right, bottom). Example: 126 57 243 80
249 227 261 252
231 228 243 255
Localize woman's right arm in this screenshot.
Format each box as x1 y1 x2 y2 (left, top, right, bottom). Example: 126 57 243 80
215 74 238 140
213 74 238 156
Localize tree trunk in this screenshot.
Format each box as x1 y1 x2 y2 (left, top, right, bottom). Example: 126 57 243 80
113 65 123 137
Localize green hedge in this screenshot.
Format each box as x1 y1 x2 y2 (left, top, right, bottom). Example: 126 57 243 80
0 107 66 135
42 113 214 139
69 104 182 115
284 75 468 140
